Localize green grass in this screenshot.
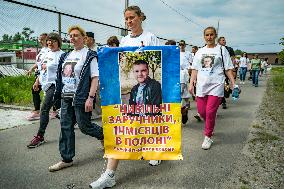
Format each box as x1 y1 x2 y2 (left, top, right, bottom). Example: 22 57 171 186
0 75 37 106
250 131 280 143
271 67 284 92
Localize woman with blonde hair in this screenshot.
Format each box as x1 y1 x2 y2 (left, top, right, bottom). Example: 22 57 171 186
89 5 160 189
189 26 236 150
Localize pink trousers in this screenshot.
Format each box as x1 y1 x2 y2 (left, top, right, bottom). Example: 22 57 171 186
196 95 222 137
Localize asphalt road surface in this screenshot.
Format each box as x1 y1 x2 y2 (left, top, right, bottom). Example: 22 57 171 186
0 77 267 189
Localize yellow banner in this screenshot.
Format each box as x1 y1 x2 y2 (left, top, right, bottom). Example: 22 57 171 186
102 103 183 160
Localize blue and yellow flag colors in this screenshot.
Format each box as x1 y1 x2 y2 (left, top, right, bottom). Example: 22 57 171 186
98 46 182 160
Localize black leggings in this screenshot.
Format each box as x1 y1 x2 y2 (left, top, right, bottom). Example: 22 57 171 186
32 84 42 111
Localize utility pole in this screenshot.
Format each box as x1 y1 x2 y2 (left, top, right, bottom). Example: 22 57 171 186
217 20 220 36
58 13 62 37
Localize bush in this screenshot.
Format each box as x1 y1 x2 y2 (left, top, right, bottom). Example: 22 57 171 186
0 75 36 105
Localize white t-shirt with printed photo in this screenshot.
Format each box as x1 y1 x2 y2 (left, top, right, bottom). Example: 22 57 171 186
180 51 193 83
62 47 99 94
239 57 249 68
39 50 64 91
192 45 234 97
36 47 49 71
120 31 160 47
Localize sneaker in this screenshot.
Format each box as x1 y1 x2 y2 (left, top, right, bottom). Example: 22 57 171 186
48 161 73 172
194 114 202 122
27 135 45 148
26 112 40 121
149 160 162 166
222 103 227 109
89 172 116 189
201 136 213 150
49 111 58 119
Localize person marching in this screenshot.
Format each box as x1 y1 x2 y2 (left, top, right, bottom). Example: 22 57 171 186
179 40 193 124
27 33 64 148
26 33 49 121
48 26 103 172
189 26 235 150
89 6 160 189
239 52 250 84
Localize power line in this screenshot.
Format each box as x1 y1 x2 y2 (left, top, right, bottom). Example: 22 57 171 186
158 0 203 28
232 42 277 47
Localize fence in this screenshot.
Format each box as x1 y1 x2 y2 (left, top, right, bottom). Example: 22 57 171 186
0 0 169 70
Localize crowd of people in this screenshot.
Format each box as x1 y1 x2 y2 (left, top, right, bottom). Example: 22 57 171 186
24 5 269 189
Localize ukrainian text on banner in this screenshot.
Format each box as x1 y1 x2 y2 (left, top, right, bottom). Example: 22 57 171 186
98 46 182 160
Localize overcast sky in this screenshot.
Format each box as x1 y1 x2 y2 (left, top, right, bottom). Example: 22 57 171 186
2 0 284 53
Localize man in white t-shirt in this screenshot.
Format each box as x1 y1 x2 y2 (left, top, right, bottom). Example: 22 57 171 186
179 40 193 124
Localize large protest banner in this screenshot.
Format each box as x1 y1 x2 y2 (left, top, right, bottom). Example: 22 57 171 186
98 46 182 160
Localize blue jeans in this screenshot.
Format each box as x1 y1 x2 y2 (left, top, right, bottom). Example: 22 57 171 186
37 84 55 136
239 67 247 81
252 70 259 86
59 98 103 162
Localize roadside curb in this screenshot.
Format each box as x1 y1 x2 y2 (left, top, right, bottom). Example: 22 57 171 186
0 103 33 111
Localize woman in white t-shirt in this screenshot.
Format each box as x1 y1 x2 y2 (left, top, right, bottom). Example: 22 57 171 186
27 33 64 148
239 52 249 84
189 26 235 150
90 6 160 189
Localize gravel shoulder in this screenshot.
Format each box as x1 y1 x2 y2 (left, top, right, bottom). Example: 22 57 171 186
221 74 284 189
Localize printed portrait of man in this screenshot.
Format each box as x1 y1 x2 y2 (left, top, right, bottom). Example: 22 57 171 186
129 59 162 107
201 56 214 68
62 62 76 78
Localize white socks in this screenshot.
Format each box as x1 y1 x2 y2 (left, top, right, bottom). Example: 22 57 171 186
105 169 115 178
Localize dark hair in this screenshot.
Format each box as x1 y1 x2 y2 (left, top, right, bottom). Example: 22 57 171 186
133 59 149 70
204 26 217 36
40 33 48 37
165 40 176 45
47 32 62 48
218 36 225 42
124 6 146 21
192 46 198 50
107 36 120 47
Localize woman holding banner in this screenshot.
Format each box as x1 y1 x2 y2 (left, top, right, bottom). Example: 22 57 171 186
189 26 235 150
89 5 160 189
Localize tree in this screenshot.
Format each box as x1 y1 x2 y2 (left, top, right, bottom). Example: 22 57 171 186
21 27 34 40
1 34 12 42
278 37 284 64
120 51 162 79
234 49 244 56
12 32 22 42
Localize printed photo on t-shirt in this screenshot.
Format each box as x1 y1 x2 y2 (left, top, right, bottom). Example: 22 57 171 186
201 55 214 68
62 61 76 78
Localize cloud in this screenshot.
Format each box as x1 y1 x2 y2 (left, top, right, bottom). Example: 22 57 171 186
2 0 283 52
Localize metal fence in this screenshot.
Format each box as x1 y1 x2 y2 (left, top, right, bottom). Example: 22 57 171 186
0 0 168 70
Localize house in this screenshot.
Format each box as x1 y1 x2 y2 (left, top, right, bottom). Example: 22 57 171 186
247 52 282 64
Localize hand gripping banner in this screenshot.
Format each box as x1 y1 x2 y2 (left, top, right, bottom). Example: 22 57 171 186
98 46 182 160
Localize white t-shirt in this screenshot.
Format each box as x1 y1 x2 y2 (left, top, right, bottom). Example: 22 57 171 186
180 51 193 83
36 47 49 71
192 45 234 97
261 60 268 68
239 57 249 68
39 50 64 91
62 47 99 94
120 31 160 47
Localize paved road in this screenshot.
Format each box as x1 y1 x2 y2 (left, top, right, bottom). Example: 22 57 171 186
0 76 267 189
